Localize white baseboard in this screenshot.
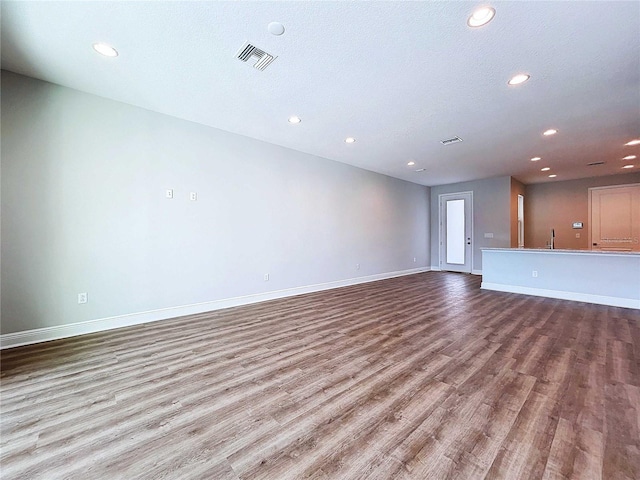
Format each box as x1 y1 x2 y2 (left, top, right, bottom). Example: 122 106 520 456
481 282 639 309
1 267 431 349
430 266 481 276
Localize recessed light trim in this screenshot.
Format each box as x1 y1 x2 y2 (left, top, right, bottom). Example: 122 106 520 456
407 161 415 166
92 42 118 57
530 157 541 161
623 155 637 160
467 7 496 27
345 137 356 144
624 139 640 146
623 164 635 169
508 74 530 86
541 167 551 171
548 174 557 178
288 116 301 124
415 168 426 172
543 129 558 136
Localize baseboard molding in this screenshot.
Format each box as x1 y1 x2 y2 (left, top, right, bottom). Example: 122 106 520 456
1 267 431 349
481 282 639 309
430 267 481 276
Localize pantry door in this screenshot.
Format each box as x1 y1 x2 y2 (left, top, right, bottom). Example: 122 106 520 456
589 184 640 252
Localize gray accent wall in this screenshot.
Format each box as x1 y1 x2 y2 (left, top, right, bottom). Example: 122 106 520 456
430 176 512 272
1 71 430 334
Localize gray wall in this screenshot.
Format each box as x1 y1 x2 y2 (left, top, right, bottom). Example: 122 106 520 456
430 176 511 272
1 71 430 334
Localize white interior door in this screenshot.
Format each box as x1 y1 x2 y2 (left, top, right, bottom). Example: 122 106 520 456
439 192 473 273
590 184 640 252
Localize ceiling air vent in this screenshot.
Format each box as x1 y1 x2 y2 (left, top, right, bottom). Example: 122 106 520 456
236 42 277 71
440 136 463 146
587 161 605 166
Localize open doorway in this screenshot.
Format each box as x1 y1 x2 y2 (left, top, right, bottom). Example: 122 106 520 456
517 194 524 248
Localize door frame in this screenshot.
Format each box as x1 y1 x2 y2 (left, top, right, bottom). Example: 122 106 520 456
588 183 640 251
438 191 473 273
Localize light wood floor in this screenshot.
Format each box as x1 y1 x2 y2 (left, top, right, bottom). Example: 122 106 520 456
1 272 639 479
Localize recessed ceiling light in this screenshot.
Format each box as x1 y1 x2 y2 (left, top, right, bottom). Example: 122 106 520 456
508 74 530 86
624 139 640 146
288 116 301 124
530 157 541 161
541 167 551 171
543 129 558 136
407 161 415 166
268 22 285 36
548 174 557 178
623 164 635 169
623 155 637 160
467 7 496 27
92 42 118 57
345 137 356 144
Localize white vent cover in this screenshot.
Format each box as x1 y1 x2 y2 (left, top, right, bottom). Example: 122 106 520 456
440 136 463 145
236 42 277 71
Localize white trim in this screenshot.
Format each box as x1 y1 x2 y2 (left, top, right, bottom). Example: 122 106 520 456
1 267 431 349
588 183 640 192
481 282 639 309
430 266 442 271
472 269 482 275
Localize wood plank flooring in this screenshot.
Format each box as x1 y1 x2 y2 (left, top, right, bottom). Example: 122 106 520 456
1 272 639 479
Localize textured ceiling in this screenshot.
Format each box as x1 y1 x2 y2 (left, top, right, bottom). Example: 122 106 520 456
1 1 639 186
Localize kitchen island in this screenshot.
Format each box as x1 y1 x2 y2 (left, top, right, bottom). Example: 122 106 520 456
481 248 640 309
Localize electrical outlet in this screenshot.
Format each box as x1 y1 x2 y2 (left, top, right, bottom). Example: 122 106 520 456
356 263 360 270
532 271 538 278
413 257 417 263
264 273 269 282
78 292 88 304
166 189 174 199
190 192 197 201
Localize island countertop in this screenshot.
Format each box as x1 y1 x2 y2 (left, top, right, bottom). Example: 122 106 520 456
482 247 640 256
481 248 640 309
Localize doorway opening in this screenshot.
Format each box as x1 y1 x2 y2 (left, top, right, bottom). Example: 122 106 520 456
517 194 524 248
